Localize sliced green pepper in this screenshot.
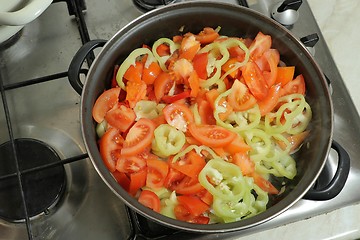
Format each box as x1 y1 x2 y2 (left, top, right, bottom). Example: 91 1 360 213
152 124 186 158
198 159 246 201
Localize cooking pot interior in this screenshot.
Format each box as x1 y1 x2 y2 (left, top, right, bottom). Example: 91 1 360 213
83 2 333 232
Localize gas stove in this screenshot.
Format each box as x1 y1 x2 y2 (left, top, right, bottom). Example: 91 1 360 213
1 0 359 239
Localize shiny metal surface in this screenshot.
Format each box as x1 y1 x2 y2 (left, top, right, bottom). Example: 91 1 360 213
0 0 359 239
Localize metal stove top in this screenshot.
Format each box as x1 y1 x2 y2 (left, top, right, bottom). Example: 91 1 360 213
0 0 360 239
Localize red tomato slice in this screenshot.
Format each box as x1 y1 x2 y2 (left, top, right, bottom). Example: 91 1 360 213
116 154 147 174
197 100 216 125
258 83 282 116
121 118 156 156
231 152 255 176
156 43 170 57
275 66 295 86
195 27 219 44
192 52 208 79
138 190 161 213
163 167 186 190
177 195 209 217
249 32 272 60
125 81 147 108
99 127 124 172
92 88 121 123
124 61 143 82
153 72 174 102
188 123 237 148
112 170 130 192
163 102 194 132
161 90 191 104
227 80 257 111
173 203 209 224
128 168 147 196
224 134 251 155
170 150 206 178
146 157 169 189
262 49 280 86
173 176 205 195
104 104 136 132
142 61 162 85
281 74 306 96
243 61 269 101
179 36 201 61
251 172 279 195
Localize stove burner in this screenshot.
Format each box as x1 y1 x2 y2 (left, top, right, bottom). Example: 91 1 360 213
133 0 178 12
0 138 66 222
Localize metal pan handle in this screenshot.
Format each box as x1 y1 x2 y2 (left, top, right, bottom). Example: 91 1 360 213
303 140 350 200
68 39 107 95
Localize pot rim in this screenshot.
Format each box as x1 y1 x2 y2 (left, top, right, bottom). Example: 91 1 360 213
80 1 333 233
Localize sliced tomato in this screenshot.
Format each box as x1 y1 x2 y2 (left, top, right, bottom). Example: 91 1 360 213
170 150 206 178
163 167 186 190
192 52 208 79
161 90 191 104
176 195 209 217
228 45 246 62
151 114 167 128
163 102 194 132
112 170 130 192
121 118 156 156
231 152 255 176
92 88 121 123
275 66 295 86
174 204 210 224
105 104 136 132
197 100 216 125
249 32 272 60
277 130 310 152
205 89 233 121
99 127 124 172
153 72 174 102
156 43 170 57
281 74 306 96
188 123 237 148
179 35 201 61
243 61 269 100
195 27 219 44
195 189 213 206
142 61 162 85
116 154 147 174
125 81 147 108
258 83 282 116
128 168 147 196
262 49 280 87
124 61 143 82
146 156 169 189
138 190 161 213
173 176 205 195
222 58 240 79
227 80 257 111
224 134 251 155
188 71 200 97
251 172 279 195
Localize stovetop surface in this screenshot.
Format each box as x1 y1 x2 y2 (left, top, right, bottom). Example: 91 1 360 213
1 0 360 239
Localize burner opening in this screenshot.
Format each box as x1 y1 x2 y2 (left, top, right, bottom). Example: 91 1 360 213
0 138 66 222
133 0 178 12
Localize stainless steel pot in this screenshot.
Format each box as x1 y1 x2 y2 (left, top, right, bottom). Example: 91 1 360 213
68 2 349 233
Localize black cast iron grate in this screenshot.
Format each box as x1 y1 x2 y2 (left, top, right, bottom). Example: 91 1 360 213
0 0 88 239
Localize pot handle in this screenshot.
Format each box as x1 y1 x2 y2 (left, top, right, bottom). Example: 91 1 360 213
303 140 350 200
68 39 107 95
